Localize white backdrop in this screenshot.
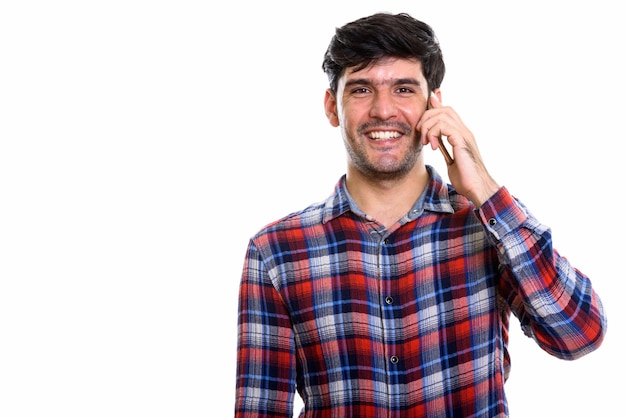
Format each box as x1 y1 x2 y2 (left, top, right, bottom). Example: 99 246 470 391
1 1 622 417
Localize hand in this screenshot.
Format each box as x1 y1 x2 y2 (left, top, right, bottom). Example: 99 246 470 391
417 93 500 207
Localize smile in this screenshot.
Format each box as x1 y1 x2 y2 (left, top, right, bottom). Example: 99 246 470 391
367 131 402 140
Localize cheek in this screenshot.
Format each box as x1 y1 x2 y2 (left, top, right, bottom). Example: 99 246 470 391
404 108 426 131
335 108 351 129
339 106 366 127
402 103 425 118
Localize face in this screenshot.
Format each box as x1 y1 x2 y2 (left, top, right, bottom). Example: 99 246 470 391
324 57 430 181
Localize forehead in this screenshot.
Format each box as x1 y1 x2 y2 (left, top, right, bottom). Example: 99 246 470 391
340 57 425 87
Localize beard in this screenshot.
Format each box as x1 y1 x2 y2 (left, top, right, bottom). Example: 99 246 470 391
344 122 423 181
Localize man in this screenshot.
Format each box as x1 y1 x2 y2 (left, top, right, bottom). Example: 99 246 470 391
235 12 606 417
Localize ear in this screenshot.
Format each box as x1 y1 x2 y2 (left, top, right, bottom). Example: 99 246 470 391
324 89 340 127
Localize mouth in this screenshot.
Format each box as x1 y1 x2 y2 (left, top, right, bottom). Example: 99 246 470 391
366 130 403 141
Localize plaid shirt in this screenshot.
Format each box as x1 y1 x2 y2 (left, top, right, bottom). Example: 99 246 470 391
235 166 606 418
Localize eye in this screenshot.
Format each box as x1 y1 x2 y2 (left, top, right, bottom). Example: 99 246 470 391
396 86 415 95
351 87 371 96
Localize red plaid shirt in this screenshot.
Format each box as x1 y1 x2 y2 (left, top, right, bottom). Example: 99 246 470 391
235 167 606 417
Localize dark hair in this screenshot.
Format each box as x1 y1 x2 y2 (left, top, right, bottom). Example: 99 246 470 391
322 13 445 95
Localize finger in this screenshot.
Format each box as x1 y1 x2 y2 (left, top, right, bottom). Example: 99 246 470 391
419 120 438 147
429 92 442 109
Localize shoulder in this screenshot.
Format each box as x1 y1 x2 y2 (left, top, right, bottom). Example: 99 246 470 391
251 177 348 244
251 199 328 245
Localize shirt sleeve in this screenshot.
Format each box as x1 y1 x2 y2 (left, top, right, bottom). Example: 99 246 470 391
235 239 297 418
476 187 607 360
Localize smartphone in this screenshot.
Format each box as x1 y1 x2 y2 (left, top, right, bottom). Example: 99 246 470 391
427 91 454 165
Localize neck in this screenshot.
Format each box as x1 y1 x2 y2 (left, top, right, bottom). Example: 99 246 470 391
345 164 430 229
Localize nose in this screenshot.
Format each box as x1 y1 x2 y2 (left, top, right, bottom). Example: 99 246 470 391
369 90 398 120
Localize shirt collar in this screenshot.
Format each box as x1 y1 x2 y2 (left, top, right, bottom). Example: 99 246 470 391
321 165 455 224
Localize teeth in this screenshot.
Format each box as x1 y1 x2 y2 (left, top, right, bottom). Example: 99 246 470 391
369 131 401 140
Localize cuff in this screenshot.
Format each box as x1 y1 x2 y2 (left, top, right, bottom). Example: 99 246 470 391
475 187 528 240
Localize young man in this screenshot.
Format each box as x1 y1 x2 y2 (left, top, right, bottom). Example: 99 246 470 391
235 12 606 417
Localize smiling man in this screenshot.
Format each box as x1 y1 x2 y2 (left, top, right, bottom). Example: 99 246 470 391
235 12 606 418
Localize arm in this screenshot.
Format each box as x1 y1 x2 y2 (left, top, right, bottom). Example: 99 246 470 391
418 95 606 357
235 240 296 417
479 188 606 359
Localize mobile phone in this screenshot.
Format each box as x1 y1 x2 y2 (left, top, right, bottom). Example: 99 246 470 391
427 91 454 165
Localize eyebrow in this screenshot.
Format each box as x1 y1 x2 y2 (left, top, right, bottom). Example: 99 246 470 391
344 77 422 88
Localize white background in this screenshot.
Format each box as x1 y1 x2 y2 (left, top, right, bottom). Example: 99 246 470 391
1 1 622 417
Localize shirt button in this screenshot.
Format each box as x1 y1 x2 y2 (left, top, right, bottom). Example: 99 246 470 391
488 218 497 226
390 356 399 364
383 238 390 245
385 296 394 305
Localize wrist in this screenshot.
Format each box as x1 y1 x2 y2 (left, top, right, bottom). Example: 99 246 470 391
470 181 500 208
